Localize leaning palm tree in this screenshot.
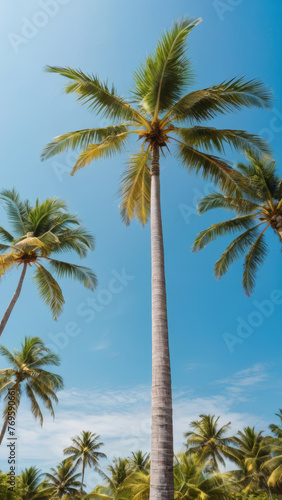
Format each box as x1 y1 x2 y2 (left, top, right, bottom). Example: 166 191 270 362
193 151 282 295
0 336 63 445
0 189 97 335
63 431 106 493
42 18 271 499
43 460 82 498
185 414 232 470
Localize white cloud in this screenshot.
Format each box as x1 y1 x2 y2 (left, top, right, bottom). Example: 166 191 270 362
0 364 271 491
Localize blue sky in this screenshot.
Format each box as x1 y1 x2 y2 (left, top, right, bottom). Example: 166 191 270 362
0 0 282 489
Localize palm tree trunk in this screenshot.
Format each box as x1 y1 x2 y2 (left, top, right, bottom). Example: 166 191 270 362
0 417 9 446
81 459 86 493
0 263 27 336
149 145 174 500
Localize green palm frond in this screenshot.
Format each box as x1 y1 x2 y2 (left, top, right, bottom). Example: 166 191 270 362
214 224 264 278
242 229 269 296
177 141 244 196
47 258 98 290
119 146 151 225
0 227 14 243
25 384 44 426
197 192 260 215
33 263 65 319
45 66 149 126
132 18 201 116
165 77 272 123
192 215 254 252
174 127 271 155
70 132 130 175
52 226 95 258
0 188 29 236
41 125 129 160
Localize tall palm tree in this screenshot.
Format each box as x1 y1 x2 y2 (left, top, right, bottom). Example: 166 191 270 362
193 151 282 295
0 336 63 445
63 431 106 492
174 453 231 499
42 18 271 499
43 459 82 498
0 189 97 335
19 467 48 500
185 414 232 470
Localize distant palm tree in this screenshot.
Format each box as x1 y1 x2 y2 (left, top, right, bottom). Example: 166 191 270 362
42 17 271 499
0 189 97 335
44 460 82 498
226 427 274 498
87 458 130 499
269 410 282 439
19 466 48 500
193 151 282 295
129 451 150 472
174 453 231 499
63 431 106 492
185 414 232 470
0 336 63 445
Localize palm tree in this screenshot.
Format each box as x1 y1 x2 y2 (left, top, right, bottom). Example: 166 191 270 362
42 18 271 499
87 458 130 499
185 414 232 470
63 431 106 492
0 189 97 335
128 451 150 472
225 427 274 499
0 336 63 445
269 410 282 439
43 459 82 498
19 467 48 500
193 151 282 295
174 452 231 499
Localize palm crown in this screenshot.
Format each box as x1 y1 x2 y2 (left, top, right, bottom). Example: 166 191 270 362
0 189 97 320
0 336 63 444
185 414 232 470
42 18 271 225
193 151 282 295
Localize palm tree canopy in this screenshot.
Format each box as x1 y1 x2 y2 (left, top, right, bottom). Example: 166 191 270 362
43 459 82 498
64 431 106 468
0 189 97 318
193 151 282 295
128 451 150 472
42 18 272 226
0 336 63 426
185 414 232 469
19 466 48 500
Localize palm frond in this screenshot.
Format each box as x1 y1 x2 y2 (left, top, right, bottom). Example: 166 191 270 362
47 258 98 290
176 140 244 196
119 146 151 225
197 192 260 215
41 125 129 160
174 127 271 155
0 227 14 243
52 227 95 258
214 224 264 278
45 66 149 127
192 215 255 252
165 77 272 123
242 228 269 296
33 263 65 319
132 18 201 116
70 132 129 175
0 188 29 236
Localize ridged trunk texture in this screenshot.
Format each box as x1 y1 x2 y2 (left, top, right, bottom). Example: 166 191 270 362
149 146 174 500
0 263 27 336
